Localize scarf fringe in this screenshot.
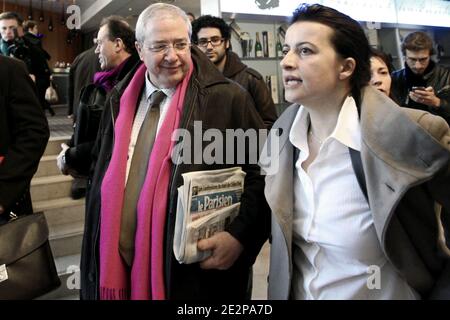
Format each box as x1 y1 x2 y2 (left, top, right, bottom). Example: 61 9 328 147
100 287 130 300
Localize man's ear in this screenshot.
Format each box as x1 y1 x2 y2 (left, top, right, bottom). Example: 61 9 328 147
114 38 124 53
135 41 144 61
225 39 230 50
339 57 356 81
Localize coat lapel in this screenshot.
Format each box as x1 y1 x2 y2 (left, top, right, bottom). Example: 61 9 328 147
261 105 299 257
359 87 450 246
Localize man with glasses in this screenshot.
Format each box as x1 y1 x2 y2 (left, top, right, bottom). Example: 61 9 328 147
391 31 450 123
192 15 277 129
80 4 270 300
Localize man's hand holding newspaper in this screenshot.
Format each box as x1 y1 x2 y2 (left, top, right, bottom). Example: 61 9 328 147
173 167 246 265
197 232 244 270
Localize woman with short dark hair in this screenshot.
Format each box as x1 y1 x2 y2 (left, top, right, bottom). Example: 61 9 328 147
261 3 450 300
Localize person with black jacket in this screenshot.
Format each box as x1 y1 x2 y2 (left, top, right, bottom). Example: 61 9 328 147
0 12 32 76
80 3 270 300
0 56 49 221
391 31 450 124
68 47 101 119
22 20 55 117
192 15 277 129
57 16 140 198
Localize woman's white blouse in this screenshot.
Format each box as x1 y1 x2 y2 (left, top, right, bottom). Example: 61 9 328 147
288 96 419 300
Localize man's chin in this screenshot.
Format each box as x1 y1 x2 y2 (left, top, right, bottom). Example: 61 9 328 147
412 69 425 75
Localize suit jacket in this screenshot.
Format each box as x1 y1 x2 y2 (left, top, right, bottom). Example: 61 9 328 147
261 86 450 300
0 56 49 214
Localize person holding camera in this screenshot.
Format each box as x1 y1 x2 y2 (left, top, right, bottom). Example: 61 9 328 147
391 31 450 124
0 12 32 75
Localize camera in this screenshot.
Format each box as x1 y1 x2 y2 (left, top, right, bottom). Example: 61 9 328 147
6 28 31 67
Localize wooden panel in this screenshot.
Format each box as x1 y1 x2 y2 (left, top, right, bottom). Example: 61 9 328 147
1 1 82 67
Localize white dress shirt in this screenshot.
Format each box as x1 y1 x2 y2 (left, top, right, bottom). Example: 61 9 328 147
126 73 175 181
289 96 419 300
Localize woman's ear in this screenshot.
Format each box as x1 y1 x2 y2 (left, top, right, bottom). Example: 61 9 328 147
339 57 356 81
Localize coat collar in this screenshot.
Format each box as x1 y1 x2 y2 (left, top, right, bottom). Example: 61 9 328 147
223 51 247 79
359 86 450 243
191 46 230 89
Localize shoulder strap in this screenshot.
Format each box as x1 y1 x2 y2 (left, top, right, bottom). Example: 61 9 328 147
349 147 369 204
350 95 369 204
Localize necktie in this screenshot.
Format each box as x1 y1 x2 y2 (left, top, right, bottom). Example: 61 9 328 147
119 90 166 266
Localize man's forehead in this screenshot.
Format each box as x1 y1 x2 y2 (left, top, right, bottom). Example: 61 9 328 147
97 25 109 38
406 49 430 57
0 19 18 26
146 15 187 30
198 27 222 37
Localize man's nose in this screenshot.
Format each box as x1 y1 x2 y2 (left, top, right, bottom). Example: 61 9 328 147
414 61 423 68
164 46 178 60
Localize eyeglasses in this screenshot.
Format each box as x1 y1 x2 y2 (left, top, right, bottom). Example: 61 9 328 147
406 56 430 64
144 42 191 54
195 37 225 48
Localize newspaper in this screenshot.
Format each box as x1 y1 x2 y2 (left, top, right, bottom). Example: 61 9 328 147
173 167 246 264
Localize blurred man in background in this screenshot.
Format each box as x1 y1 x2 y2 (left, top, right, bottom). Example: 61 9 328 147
391 31 450 124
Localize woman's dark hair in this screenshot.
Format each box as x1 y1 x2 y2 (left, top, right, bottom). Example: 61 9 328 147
290 3 371 105
370 48 395 74
191 15 231 44
99 16 136 55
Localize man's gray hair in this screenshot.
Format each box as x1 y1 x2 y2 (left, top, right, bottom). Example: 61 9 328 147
135 3 192 44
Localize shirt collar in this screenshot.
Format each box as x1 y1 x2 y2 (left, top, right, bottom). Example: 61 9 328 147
289 96 362 153
145 71 175 101
331 96 361 151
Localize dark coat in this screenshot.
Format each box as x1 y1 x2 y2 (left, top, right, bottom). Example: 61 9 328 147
0 56 49 216
68 47 101 117
23 33 52 112
22 32 51 79
391 62 450 124
223 51 278 129
80 46 271 300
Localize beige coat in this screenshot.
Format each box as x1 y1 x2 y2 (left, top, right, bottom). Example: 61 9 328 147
261 86 450 300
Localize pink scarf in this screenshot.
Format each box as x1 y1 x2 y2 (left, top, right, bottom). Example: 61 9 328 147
99 61 193 300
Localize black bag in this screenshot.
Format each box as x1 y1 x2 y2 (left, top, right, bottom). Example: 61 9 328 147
73 84 106 146
0 212 61 300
